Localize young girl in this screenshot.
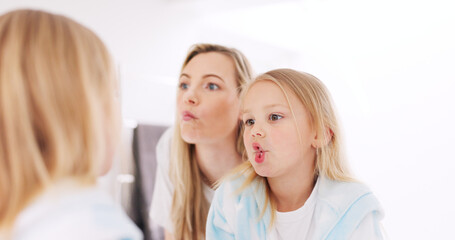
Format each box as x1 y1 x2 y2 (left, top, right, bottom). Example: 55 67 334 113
206 69 384 239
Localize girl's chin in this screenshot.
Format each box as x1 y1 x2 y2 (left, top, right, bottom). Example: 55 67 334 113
251 164 272 178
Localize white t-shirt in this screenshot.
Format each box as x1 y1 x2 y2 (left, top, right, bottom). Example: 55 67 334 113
272 179 319 240
149 128 214 233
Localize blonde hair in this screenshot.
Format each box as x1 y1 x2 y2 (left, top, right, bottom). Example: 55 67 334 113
170 43 253 240
0 9 119 231
234 68 353 225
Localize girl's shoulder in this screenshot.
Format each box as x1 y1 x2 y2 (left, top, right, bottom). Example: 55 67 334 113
215 174 260 199
318 177 371 201
313 176 384 239
317 176 381 213
212 174 265 216
209 175 269 239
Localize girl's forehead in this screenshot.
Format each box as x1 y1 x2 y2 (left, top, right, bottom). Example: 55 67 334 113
242 80 291 108
242 79 309 115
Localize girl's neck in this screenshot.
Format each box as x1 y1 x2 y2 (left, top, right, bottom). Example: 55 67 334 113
195 133 242 187
268 163 316 212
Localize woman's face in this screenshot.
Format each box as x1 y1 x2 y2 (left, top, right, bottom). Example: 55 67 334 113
177 52 240 144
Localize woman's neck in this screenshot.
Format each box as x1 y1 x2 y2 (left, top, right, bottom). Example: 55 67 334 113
268 163 316 212
195 134 242 187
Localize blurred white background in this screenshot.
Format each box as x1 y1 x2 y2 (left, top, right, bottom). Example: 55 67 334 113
2 0 454 238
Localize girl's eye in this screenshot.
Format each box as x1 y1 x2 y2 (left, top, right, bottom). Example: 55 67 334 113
179 82 189 90
245 119 255 126
207 83 219 90
269 114 283 121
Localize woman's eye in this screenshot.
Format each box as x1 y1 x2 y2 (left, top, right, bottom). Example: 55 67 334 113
207 83 219 90
179 83 189 90
269 114 283 121
245 119 255 126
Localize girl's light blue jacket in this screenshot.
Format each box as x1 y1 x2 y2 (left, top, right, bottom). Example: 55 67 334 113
206 175 384 240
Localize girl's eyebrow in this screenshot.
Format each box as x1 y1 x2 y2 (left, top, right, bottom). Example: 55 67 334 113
242 103 289 114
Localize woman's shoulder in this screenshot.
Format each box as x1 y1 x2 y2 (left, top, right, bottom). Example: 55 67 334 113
156 127 173 153
13 184 142 240
155 126 173 165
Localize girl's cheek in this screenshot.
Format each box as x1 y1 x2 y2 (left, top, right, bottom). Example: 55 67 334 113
243 130 250 144
270 129 296 147
269 130 283 141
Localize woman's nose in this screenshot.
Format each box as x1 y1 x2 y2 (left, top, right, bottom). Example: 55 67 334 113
184 90 198 105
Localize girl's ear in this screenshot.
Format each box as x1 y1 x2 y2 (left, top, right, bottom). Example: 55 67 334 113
311 127 333 148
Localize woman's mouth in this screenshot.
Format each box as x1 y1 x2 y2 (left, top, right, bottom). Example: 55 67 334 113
182 111 196 121
252 142 266 163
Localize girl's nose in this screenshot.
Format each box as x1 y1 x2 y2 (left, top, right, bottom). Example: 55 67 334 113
252 130 265 138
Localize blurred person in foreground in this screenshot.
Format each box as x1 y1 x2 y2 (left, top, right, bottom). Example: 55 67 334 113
0 9 142 240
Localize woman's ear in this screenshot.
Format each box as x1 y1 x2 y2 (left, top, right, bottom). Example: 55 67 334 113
311 127 333 148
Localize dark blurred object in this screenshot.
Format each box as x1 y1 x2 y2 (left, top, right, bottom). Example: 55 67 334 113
131 124 168 240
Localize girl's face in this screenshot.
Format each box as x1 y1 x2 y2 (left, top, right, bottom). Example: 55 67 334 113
242 80 317 178
177 52 240 144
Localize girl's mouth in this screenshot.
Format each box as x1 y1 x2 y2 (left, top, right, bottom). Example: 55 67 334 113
252 142 266 163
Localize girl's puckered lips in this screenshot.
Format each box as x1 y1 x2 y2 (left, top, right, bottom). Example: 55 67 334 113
252 142 267 163
252 142 264 152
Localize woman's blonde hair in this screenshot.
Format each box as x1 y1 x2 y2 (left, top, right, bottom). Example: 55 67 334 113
170 43 253 240
0 9 119 231
234 68 353 225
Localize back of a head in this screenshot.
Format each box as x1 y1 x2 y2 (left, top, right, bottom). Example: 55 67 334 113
0 9 119 230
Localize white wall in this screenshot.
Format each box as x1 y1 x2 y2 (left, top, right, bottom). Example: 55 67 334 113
2 0 454 238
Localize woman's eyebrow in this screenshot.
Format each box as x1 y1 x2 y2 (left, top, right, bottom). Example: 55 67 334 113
179 73 190 79
203 74 224 83
179 73 224 83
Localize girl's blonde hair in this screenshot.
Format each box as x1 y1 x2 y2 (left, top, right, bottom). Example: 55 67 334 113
234 68 353 225
0 9 119 231
170 43 253 240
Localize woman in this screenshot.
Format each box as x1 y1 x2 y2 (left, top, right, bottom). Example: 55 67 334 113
0 9 142 239
150 43 253 240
